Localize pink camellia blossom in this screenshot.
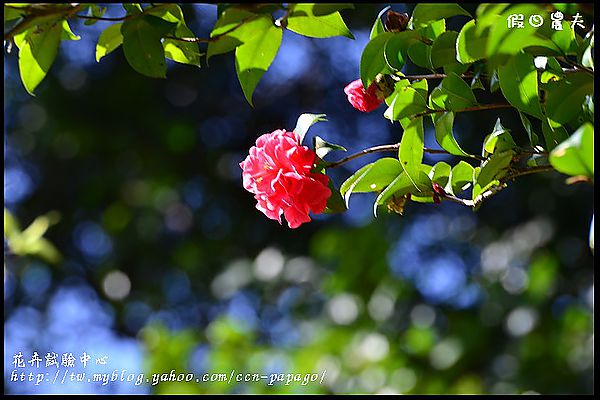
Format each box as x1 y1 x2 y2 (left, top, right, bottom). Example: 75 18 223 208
240 129 331 228
344 79 385 112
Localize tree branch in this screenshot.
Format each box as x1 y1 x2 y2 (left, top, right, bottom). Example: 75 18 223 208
4 4 83 42
413 103 513 119
325 143 482 168
165 15 257 43
75 14 131 22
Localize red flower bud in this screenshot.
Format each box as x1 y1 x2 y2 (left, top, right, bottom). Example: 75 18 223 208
343 79 385 112
432 182 446 196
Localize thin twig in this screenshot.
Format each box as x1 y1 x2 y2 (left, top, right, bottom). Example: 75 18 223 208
75 14 131 22
4 4 83 41
558 56 594 76
326 144 482 168
413 103 513 119
165 15 257 43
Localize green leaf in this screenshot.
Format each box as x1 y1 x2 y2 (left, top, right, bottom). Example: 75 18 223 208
411 3 471 28
84 4 106 26
164 24 201 66
96 23 124 62
4 6 24 22
429 161 451 187
431 111 471 156
399 116 425 187
382 30 421 72
4 208 21 239
487 4 565 58
293 113 327 143
60 20 80 41
431 30 459 68
360 32 394 88
384 84 428 121
15 22 63 95
541 118 569 151
311 4 354 16
418 19 446 41
498 52 543 118
519 111 539 147
121 15 177 78
206 9 256 60
456 19 487 64
472 150 515 201
123 3 143 14
323 179 347 214
549 123 594 178
314 136 346 159
448 160 475 195
430 72 478 111
544 71 594 125
287 4 353 39
235 19 283 105
340 158 403 206
483 118 517 155
370 6 390 39
373 170 432 216
144 4 200 66
407 41 433 69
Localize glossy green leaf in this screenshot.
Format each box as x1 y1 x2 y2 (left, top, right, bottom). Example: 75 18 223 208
373 170 432 216
382 30 421 72
544 71 594 125
164 24 201 66
456 19 487 64
419 19 446 41
145 4 200 66
287 4 354 39
472 150 515 201
448 160 475 195
206 9 257 60
340 158 403 206
399 116 425 188
483 118 517 155
430 72 477 111
15 22 63 95
498 52 543 118
84 4 106 26
411 3 470 28
370 6 390 39
360 32 393 88
519 111 539 147
311 4 354 16
384 85 428 121
431 30 459 68
541 118 569 151
96 23 124 62
323 179 347 214
431 111 471 156
487 4 563 58
429 161 451 187
234 19 283 105
314 136 346 159
407 41 433 69
123 3 143 14
60 20 80 41
549 123 594 178
121 15 177 78
294 113 328 143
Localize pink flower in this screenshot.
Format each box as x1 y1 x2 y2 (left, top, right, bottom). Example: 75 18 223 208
344 79 385 112
240 129 331 228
